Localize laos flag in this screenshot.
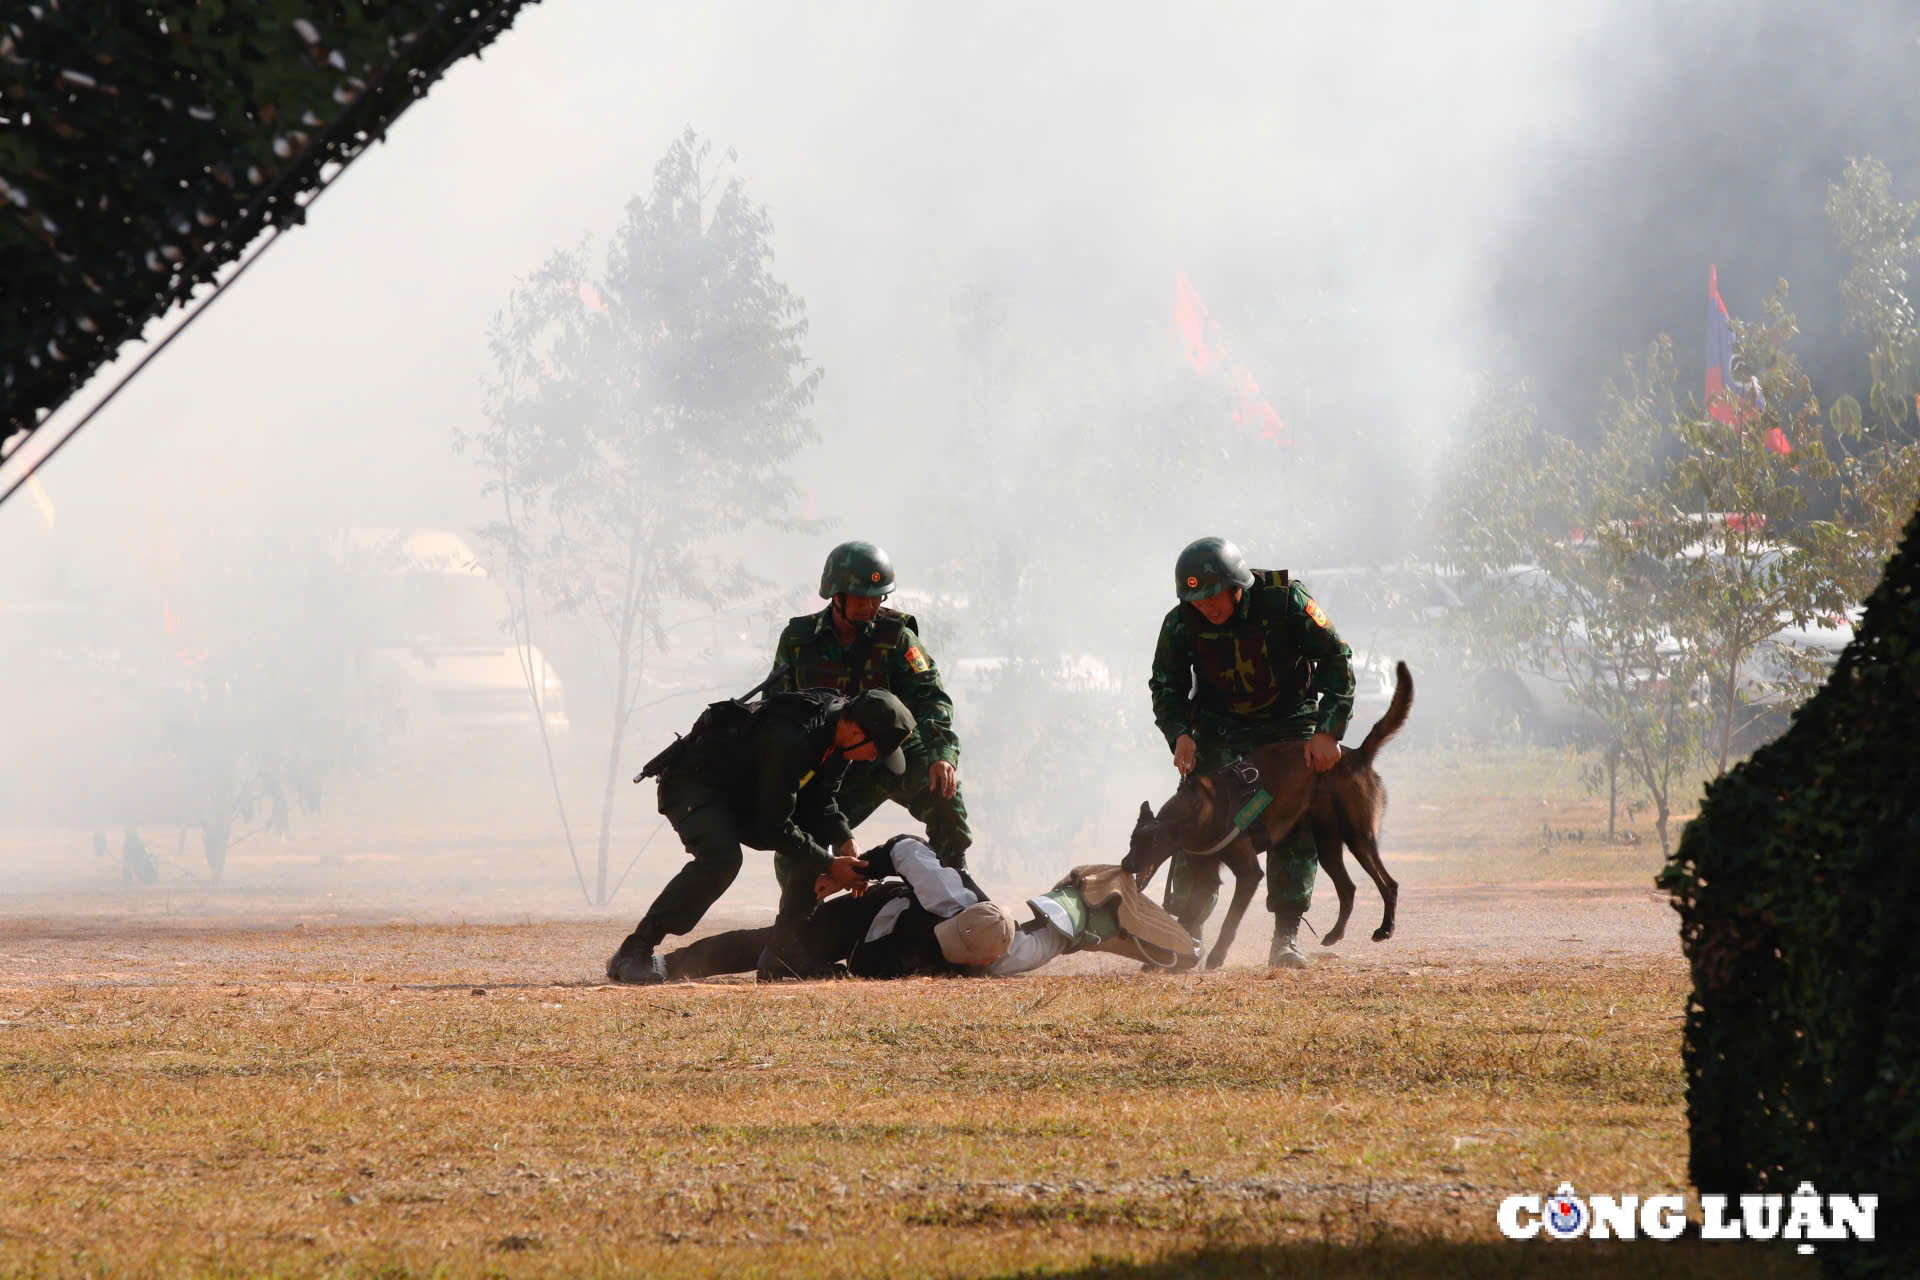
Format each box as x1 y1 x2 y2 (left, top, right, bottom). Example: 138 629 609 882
1705 265 1790 453
1705 265 1737 424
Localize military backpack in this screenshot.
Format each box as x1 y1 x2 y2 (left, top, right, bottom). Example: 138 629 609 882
633 668 841 783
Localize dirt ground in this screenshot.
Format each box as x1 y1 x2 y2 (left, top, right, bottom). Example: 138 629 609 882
1 752 1829 1278
0 877 1677 990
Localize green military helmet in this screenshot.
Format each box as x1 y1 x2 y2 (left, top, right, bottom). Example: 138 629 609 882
1174 536 1255 602
820 540 896 599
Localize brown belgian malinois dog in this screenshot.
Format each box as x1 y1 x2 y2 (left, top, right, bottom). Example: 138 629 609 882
1123 662 1413 969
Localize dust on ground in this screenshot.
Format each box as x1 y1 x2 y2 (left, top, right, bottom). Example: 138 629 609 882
0 876 1678 993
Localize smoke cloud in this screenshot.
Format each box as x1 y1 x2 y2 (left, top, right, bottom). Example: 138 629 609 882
4 0 1910 914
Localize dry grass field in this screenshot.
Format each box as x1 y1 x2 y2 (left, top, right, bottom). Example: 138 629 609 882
0 746 1825 1277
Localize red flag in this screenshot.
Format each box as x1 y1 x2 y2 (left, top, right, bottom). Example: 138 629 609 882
1705 266 1736 424
1173 272 1220 374
1173 272 1290 446
1706 266 1788 454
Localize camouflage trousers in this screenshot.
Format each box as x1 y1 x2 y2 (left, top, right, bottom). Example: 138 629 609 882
771 747 972 899
1163 730 1317 927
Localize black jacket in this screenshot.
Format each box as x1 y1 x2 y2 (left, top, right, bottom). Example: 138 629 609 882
672 690 857 876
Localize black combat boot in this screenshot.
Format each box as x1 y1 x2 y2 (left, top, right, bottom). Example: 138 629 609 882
605 927 667 985
1268 908 1309 970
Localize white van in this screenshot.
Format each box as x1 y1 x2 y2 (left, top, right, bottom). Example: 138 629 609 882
345 529 569 748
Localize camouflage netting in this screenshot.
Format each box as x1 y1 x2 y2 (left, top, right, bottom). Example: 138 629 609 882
1660 502 1920 1277
0 1 539 450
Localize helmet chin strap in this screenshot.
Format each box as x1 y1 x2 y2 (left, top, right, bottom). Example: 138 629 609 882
831 594 874 634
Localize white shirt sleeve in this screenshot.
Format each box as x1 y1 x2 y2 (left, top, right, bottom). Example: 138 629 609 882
886 837 977 918
988 921 1071 977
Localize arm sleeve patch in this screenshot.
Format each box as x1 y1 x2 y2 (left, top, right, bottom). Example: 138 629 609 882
904 645 931 674
1304 597 1331 629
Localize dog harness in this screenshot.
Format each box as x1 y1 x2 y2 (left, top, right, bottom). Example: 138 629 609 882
1184 760 1275 856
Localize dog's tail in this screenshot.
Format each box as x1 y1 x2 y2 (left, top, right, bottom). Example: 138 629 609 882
1350 662 1413 770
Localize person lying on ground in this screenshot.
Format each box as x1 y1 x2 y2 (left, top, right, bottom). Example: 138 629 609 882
661 835 1015 981
659 838 1199 981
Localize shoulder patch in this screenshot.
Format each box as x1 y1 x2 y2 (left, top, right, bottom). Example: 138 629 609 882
904 645 931 674
1304 596 1331 629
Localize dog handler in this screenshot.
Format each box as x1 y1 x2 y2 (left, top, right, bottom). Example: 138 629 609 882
606 688 917 985
1147 537 1356 968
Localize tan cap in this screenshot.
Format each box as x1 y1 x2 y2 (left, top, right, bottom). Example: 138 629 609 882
933 902 1015 966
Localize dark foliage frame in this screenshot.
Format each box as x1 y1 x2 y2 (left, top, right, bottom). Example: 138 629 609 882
1 1 538 453
1661 501 1919 1277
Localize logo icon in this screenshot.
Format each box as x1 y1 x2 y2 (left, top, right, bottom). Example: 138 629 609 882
870 571 881 582
1542 1183 1588 1240
1186 576 1199 588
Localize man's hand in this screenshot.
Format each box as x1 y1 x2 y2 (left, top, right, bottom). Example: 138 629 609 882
928 760 959 799
1173 734 1197 776
1304 731 1340 773
824 851 869 897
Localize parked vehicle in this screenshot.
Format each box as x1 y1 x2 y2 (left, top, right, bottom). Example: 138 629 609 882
345 529 569 748
1448 563 1693 746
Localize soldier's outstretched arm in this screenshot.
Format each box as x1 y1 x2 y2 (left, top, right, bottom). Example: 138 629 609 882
889 626 960 764
1148 608 1195 752
1291 585 1357 741
793 758 855 852
749 724 834 877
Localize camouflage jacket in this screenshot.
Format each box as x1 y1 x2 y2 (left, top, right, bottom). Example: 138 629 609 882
1148 570 1356 749
769 607 960 765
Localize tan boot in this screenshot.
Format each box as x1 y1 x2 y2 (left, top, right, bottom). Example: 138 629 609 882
1268 911 1309 969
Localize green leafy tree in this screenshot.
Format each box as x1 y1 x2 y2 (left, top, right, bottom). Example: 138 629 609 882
461 130 820 906
1827 156 1920 601
1668 285 1854 772
1436 346 1711 856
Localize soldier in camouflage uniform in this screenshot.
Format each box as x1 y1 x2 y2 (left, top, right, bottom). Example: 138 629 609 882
1148 536 1356 969
768 541 972 876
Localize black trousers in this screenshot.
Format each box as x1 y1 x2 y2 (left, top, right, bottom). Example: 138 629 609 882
634 776 820 948
662 888 904 980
